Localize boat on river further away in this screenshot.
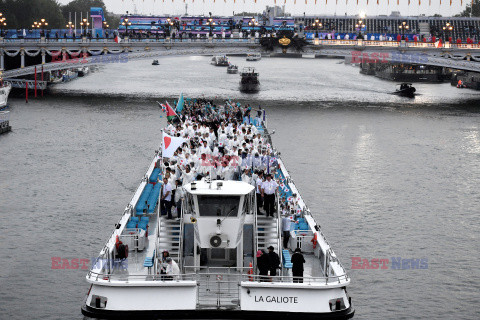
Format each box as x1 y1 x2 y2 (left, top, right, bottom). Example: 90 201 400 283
81 98 354 319
211 56 230 67
240 67 260 93
393 83 416 97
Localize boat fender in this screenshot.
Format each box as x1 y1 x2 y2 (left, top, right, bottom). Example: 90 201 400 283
311 233 318 249
247 262 254 281
115 235 120 250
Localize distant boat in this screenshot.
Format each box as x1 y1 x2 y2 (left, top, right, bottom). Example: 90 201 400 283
152 60 159 66
227 64 238 74
239 67 260 93
211 56 229 66
62 70 78 82
77 66 90 77
246 53 261 61
393 83 416 98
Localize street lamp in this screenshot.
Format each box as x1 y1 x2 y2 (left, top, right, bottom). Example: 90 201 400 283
33 19 48 38
66 21 74 33
355 19 365 38
312 18 322 39
248 18 258 38
121 17 131 37
206 16 216 37
398 21 409 40
0 13 6 37
165 17 174 38
80 18 90 36
443 22 453 43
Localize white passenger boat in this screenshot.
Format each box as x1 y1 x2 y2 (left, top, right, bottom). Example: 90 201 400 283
0 80 12 108
246 53 262 61
211 55 230 66
81 100 354 319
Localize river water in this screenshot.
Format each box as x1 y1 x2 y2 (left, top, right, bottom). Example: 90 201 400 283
1 56 479 320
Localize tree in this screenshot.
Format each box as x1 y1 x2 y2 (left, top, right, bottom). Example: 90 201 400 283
0 0 65 29
61 0 118 28
457 0 480 17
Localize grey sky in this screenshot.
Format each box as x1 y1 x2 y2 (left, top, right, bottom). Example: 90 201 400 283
57 0 467 17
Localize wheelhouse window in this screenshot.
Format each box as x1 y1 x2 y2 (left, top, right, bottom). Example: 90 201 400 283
197 195 240 217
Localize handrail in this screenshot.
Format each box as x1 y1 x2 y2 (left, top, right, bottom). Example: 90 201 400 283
86 269 349 285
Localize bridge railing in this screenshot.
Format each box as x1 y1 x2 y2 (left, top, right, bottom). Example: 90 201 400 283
1 37 480 50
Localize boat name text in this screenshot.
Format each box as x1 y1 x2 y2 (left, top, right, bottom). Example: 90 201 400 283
254 296 298 303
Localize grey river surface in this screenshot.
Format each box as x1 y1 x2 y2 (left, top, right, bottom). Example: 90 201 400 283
1 56 480 320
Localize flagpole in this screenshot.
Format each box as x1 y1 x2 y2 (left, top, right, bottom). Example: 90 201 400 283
161 129 164 175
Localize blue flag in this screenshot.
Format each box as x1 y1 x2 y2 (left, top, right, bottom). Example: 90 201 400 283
176 93 184 113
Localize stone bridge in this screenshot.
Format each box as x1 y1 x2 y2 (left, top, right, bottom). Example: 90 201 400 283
2 38 480 78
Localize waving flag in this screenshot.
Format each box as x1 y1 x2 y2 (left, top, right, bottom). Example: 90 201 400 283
165 101 177 121
162 131 186 158
176 93 184 113
157 101 177 121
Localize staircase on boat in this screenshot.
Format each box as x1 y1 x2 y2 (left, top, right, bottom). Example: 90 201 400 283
255 216 280 253
157 217 182 263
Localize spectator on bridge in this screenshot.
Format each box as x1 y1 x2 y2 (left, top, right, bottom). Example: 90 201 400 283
55 32 59 41
64 33 67 40
413 35 418 42
457 38 462 44
397 34 401 42
345 34 349 40
432 36 436 43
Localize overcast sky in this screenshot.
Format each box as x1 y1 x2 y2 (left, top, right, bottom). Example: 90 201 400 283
57 0 467 17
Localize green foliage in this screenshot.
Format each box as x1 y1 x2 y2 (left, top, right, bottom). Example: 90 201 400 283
458 0 480 17
0 0 118 29
0 0 65 29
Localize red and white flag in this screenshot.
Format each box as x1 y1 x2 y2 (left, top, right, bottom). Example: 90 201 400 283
435 38 442 48
162 131 186 158
114 35 122 43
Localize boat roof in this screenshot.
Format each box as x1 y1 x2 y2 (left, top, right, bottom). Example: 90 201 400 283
184 180 254 196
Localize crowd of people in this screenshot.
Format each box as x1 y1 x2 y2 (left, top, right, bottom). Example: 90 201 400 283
159 98 282 219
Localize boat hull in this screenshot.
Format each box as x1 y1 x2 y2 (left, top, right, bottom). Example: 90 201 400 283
82 304 354 319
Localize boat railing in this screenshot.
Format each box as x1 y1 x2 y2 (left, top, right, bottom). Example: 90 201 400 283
86 269 349 285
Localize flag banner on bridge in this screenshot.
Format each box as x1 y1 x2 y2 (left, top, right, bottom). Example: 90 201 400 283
162 132 185 158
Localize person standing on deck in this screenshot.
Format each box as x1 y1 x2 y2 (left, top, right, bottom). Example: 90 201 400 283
255 171 264 214
261 174 278 217
161 177 173 219
256 250 269 282
291 248 306 283
267 246 280 277
282 214 292 249
174 180 184 219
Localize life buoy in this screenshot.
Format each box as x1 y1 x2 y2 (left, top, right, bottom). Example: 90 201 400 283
311 233 318 249
248 262 254 281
